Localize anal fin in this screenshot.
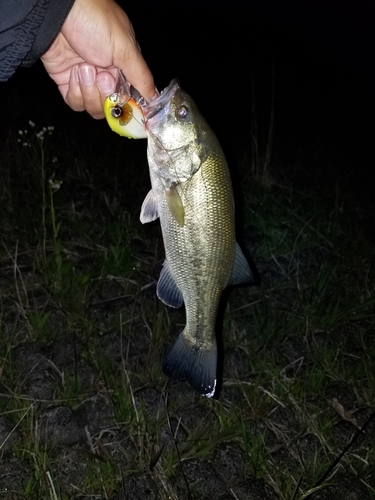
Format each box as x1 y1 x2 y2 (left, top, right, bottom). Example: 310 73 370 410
157 260 184 308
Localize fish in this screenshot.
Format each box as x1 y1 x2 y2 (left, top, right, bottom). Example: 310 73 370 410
140 80 254 397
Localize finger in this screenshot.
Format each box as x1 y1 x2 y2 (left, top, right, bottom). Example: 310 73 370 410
78 63 106 119
114 26 155 99
64 65 85 112
122 53 156 100
121 50 156 100
96 71 116 104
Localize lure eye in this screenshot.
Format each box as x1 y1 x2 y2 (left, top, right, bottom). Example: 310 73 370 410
176 105 189 120
111 105 122 118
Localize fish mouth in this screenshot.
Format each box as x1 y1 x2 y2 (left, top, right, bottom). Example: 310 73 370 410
143 79 180 123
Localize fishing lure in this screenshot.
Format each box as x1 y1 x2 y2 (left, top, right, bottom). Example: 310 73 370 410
103 71 147 139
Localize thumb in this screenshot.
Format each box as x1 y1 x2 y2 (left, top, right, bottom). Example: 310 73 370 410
116 40 155 100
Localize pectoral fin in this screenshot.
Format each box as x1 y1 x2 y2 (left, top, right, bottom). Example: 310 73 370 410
165 185 184 227
229 243 255 285
140 190 159 223
157 260 184 308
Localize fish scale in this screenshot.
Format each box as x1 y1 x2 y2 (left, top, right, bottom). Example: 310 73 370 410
140 80 254 397
159 146 235 345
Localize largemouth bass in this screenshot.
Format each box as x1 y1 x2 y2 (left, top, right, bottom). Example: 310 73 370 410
140 80 253 397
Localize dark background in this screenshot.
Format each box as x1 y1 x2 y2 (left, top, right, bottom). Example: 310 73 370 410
1 0 374 213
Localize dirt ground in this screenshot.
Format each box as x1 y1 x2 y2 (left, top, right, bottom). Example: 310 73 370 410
1 229 373 499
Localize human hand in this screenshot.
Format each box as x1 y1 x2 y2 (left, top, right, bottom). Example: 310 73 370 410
40 0 155 119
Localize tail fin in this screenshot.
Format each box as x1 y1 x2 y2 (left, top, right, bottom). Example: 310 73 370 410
162 331 217 398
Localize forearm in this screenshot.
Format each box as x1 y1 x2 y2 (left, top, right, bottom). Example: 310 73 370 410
0 0 74 81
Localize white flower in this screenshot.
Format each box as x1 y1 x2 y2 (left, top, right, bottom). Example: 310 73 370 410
29 120 35 128
49 178 62 191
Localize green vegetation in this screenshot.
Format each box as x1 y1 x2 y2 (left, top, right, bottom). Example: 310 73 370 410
0 121 374 499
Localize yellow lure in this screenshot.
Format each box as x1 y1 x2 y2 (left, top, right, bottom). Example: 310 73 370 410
103 92 147 139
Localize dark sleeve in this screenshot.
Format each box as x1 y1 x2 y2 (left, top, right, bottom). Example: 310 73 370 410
0 0 75 82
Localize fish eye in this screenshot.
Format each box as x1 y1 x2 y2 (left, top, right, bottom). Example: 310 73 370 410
176 105 189 120
111 105 122 118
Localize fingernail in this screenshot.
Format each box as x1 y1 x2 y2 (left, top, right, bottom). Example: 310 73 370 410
97 74 115 95
79 65 95 86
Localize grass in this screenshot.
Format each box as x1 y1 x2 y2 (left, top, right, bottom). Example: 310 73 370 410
0 120 374 499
